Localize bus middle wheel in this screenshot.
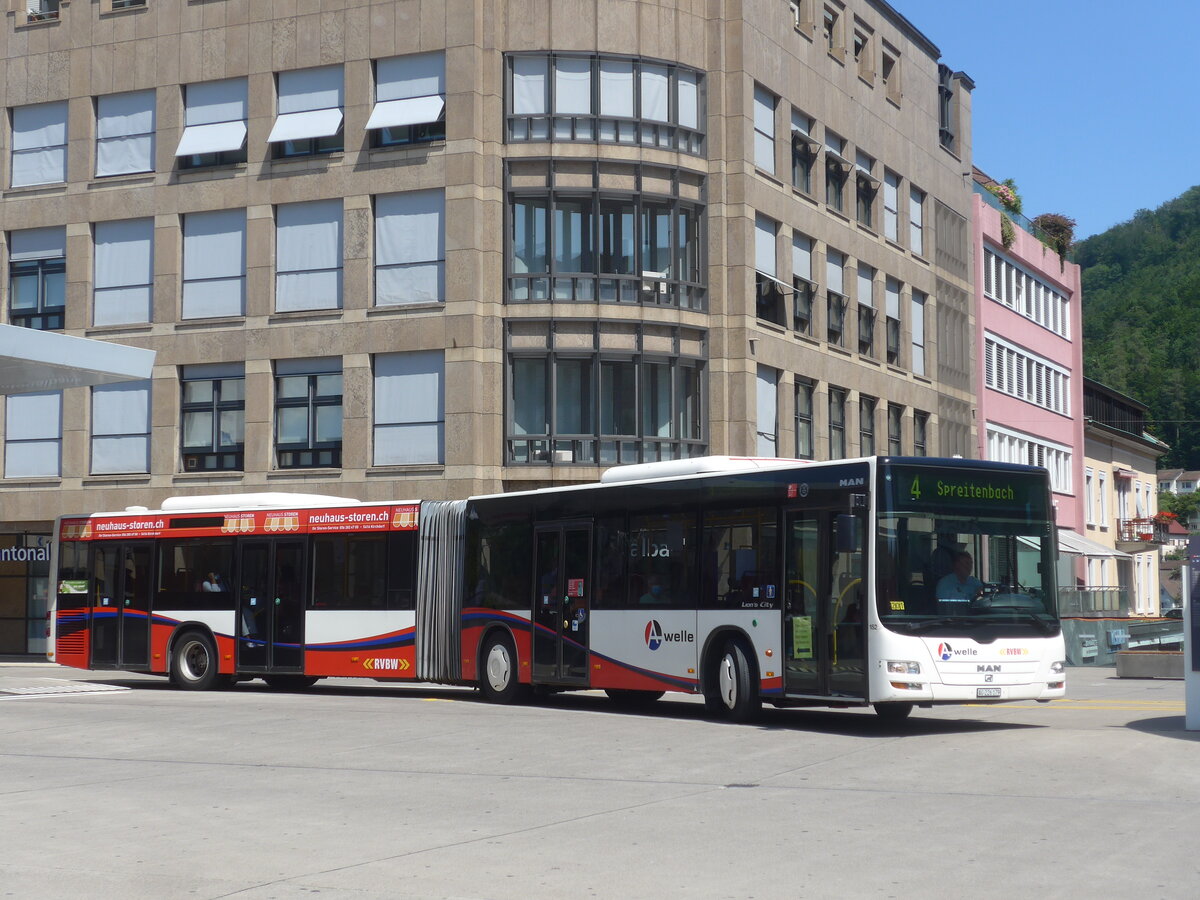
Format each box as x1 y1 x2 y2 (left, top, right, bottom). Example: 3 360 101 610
170 631 220 691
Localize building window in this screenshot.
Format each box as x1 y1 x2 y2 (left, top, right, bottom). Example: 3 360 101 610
7 227 65 330
755 214 786 327
753 84 776 175
369 52 446 147
913 410 928 457
27 0 61 20
792 233 814 336
856 262 875 356
94 218 153 327
11 102 67 187
983 248 1070 339
507 321 706 466
374 351 444 465
269 66 344 158
883 170 899 242
911 290 926 376
909 186 925 256
859 395 876 456
885 277 902 365
824 131 849 213
1098 470 1108 525
881 44 900 104
987 424 1073 494
182 209 246 319
5 391 61 478
275 359 342 469
91 381 151 475
508 54 703 155
756 365 778 457
853 27 873 80
96 90 155 177
176 78 248 168
822 6 840 52
276 200 343 312
855 151 878 228
508 182 704 310
375 190 445 306
888 404 903 455
1085 468 1096 526
795 380 814 460
983 335 1070 416
828 386 846 459
826 249 845 347
108 0 147 9
181 364 245 472
790 110 817 194
938 64 955 152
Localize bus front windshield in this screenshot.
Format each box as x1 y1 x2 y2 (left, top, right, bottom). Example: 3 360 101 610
877 467 1059 639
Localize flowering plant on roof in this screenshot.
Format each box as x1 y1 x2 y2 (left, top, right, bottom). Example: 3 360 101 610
1153 511 1179 524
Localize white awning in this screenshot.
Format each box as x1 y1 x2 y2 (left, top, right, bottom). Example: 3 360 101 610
1056 529 1132 560
175 120 247 157
366 95 444 131
0 325 155 393
267 108 343 143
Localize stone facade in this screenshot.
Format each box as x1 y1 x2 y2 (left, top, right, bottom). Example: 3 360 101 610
0 0 974 535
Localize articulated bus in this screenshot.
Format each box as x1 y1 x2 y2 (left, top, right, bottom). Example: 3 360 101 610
50 456 1066 720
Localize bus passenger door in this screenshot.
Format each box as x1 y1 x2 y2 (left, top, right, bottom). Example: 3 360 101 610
784 509 867 699
531 524 591 686
90 542 151 670
237 539 306 673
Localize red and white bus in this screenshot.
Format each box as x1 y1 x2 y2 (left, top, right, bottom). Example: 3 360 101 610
51 456 1066 720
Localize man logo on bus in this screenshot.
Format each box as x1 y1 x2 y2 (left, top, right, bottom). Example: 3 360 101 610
645 620 664 650
938 642 953 661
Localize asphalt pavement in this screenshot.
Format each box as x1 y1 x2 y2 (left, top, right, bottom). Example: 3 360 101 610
1 661 1196 899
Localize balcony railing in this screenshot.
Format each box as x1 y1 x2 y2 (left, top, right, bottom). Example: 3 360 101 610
1059 587 1129 617
1116 517 1165 545
972 182 1052 244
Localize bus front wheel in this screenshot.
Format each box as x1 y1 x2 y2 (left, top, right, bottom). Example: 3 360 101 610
479 633 525 704
170 631 220 691
873 702 914 722
705 640 760 722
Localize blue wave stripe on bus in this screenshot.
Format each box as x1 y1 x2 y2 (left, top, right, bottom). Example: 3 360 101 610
307 630 416 652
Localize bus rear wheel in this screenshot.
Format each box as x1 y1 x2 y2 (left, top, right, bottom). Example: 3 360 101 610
873 702 914 722
605 689 665 708
479 632 525 704
170 631 220 691
263 675 319 691
705 639 760 723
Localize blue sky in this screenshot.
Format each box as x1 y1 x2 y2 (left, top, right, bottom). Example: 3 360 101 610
895 0 1199 239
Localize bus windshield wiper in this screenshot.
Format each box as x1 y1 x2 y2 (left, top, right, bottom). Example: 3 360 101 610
907 616 984 634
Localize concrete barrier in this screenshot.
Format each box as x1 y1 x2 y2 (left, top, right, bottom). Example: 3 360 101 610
1115 650 1184 679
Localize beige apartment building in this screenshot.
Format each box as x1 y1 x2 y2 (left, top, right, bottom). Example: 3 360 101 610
0 0 975 652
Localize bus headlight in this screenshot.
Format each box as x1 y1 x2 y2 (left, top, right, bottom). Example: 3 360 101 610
1050 661 1065 674
886 660 921 675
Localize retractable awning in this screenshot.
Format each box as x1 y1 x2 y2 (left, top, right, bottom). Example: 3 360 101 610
366 95 444 131
267 108 343 143
1056 529 1132 560
175 120 247 157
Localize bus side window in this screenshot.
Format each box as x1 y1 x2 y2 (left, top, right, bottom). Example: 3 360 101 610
627 511 695 609
387 531 417 610
593 517 627 609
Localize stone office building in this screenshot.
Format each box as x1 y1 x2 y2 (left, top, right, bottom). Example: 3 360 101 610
0 0 976 653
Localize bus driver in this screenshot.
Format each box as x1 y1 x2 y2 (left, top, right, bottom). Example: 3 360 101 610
935 551 983 612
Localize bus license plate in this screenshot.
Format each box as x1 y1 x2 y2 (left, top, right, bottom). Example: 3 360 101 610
976 687 1002 698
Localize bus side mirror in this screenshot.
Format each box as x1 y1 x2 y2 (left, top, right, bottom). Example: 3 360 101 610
835 515 861 554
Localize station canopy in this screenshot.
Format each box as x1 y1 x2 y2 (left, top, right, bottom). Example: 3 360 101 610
0 325 154 394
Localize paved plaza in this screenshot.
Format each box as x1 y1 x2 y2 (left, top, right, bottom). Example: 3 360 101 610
2 662 1197 899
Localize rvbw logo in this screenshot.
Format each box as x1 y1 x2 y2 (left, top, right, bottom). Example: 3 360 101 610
644 620 695 651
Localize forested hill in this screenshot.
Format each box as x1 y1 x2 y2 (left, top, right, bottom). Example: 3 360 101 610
1077 185 1200 468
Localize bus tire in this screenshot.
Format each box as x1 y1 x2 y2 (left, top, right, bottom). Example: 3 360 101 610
263 675 319 691
170 631 220 691
706 639 760 723
479 632 524 704
873 702 914 722
605 689 664 708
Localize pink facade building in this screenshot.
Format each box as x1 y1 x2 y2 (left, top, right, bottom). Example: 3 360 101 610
971 172 1084 538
